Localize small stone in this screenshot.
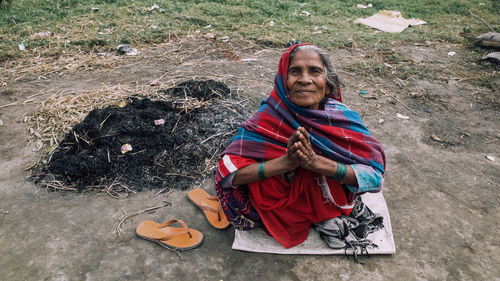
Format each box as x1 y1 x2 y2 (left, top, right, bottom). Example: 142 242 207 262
378 118 384 124
205 33 215 39
117 45 138 56
219 36 230 43
431 135 442 142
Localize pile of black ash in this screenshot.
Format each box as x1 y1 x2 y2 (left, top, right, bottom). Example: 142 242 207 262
36 80 248 193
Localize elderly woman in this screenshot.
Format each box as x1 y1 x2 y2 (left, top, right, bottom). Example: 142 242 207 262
214 43 385 248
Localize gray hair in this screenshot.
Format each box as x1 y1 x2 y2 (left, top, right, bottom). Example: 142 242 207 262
289 45 344 94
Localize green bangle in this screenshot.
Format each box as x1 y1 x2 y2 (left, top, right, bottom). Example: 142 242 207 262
331 163 347 181
258 161 267 180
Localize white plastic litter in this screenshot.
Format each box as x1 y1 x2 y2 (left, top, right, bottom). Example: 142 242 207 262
32 32 51 38
355 10 426 33
448 51 456 56
147 4 159 11
18 44 25 51
269 21 275 27
486 155 495 162
396 113 409 119
154 119 165 125
301 11 311 16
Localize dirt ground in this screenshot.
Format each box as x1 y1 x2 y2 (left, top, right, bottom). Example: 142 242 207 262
1 39 499 280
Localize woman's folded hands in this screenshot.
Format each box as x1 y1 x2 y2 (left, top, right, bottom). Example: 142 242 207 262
288 127 319 171
288 127 358 186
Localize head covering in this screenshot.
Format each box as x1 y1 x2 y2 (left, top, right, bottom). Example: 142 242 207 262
277 43 342 102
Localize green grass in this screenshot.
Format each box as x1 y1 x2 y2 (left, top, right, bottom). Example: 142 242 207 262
0 0 498 61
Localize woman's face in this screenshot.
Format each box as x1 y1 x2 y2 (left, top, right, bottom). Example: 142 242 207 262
286 49 329 110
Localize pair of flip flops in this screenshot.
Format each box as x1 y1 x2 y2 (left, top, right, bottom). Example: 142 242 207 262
135 188 229 250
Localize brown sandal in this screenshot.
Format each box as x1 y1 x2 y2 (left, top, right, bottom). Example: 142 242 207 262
187 188 230 229
136 219 203 250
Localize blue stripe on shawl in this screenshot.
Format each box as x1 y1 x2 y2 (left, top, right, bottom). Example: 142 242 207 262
229 128 265 144
331 104 370 135
369 159 385 174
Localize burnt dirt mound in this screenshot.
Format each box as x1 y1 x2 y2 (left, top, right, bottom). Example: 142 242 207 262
35 80 248 193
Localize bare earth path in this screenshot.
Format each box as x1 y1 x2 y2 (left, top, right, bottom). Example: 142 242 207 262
0 39 498 280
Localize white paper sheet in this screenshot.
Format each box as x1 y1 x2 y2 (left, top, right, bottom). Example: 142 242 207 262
354 10 426 33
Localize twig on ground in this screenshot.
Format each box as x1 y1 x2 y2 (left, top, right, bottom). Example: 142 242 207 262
99 113 112 130
164 173 196 179
155 242 185 261
0 98 36 108
485 138 499 144
471 13 497 33
200 132 225 144
171 115 182 133
338 69 355 76
154 188 174 196
369 81 418 116
116 201 172 238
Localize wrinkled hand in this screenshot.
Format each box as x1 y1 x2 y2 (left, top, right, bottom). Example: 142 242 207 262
286 130 301 169
294 127 318 170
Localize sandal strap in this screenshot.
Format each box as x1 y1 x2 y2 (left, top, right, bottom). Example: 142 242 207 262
207 195 219 201
153 219 192 240
199 198 224 222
